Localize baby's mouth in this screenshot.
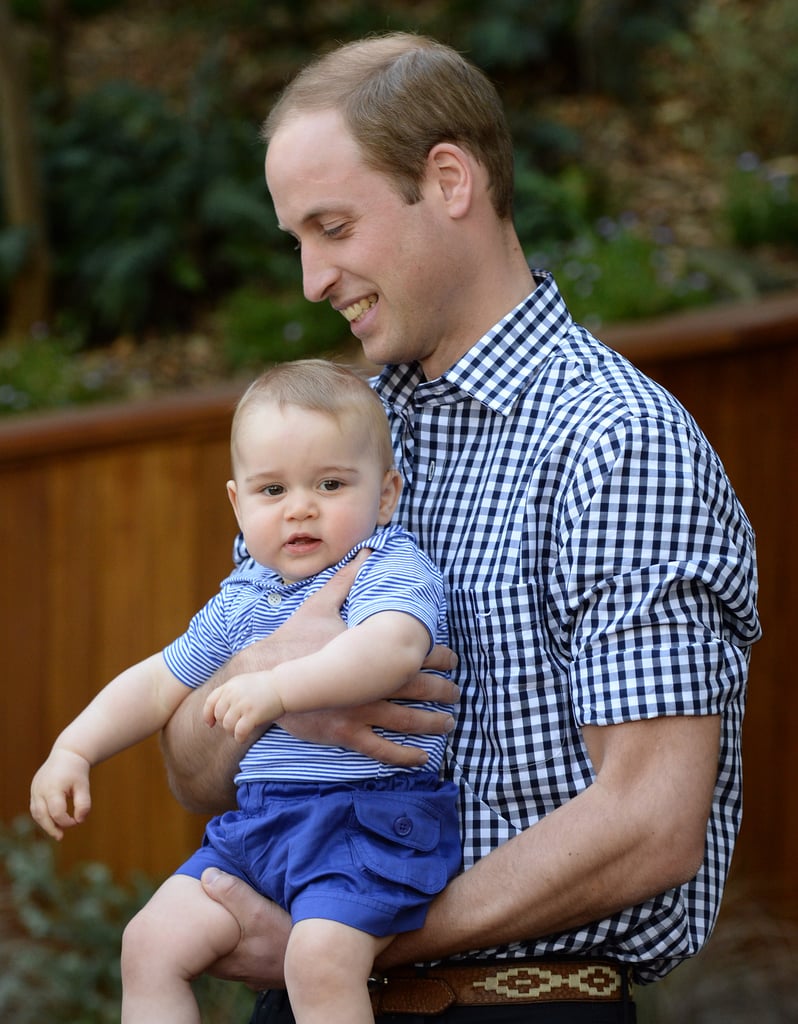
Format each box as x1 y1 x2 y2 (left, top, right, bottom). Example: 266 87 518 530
341 294 377 323
285 534 320 552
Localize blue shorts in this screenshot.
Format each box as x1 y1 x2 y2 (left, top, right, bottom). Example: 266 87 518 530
176 773 461 937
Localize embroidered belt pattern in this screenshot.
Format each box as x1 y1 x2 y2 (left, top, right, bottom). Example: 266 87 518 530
471 963 625 1002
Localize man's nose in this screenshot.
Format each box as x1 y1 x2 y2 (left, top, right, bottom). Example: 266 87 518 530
301 243 340 303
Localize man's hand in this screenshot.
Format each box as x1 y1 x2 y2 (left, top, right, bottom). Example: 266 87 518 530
201 868 291 990
160 552 369 812
278 646 459 768
161 550 459 805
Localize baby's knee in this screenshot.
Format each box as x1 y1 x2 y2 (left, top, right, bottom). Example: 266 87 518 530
285 924 339 991
121 905 161 980
285 919 378 994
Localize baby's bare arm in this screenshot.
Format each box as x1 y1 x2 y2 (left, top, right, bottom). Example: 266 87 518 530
32 653 186 838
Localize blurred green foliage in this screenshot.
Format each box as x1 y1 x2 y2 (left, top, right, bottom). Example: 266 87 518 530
0 330 115 413
0 0 797 413
42 54 277 338
219 286 350 371
725 154 798 250
532 224 716 329
0 817 253 1023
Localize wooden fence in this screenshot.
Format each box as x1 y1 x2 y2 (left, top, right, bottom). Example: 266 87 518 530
2 291 797 922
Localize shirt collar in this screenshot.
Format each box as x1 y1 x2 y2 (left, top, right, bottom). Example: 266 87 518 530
375 271 572 416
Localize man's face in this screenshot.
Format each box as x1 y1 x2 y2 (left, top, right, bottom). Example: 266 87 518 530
265 109 466 377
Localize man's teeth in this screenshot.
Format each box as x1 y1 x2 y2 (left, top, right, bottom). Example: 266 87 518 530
342 295 377 322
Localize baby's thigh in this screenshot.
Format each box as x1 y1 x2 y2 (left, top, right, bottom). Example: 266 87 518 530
122 873 242 981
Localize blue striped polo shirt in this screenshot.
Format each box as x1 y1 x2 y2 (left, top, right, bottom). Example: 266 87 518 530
164 523 450 782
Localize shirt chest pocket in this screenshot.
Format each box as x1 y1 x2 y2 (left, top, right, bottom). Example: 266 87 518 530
447 582 574 771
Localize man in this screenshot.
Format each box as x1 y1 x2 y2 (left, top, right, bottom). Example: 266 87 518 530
161 33 760 1023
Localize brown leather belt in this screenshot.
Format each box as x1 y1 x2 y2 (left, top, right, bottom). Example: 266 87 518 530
369 960 632 1016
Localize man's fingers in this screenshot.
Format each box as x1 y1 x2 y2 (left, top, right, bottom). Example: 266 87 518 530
201 867 251 932
377 704 455 737
348 729 431 768
310 548 370 609
392 674 460 705
422 644 458 674
390 649 460 705
200 867 292 989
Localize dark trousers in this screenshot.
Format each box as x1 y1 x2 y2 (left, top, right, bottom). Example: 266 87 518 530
248 989 638 1023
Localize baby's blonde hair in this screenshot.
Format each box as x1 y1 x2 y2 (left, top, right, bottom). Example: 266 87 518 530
232 359 395 471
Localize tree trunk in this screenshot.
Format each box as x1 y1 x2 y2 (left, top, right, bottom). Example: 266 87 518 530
0 0 51 338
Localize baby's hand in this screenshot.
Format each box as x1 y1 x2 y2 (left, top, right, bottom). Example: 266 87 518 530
203 674 283 744
30 749 92 841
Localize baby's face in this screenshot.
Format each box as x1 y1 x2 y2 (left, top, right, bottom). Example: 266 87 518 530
227 402 399 581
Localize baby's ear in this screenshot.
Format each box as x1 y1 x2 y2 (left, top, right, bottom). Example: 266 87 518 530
377 469 402 524
226 480 242 526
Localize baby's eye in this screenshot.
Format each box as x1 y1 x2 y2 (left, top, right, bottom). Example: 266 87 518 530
319 479 343 492
263 484 284 497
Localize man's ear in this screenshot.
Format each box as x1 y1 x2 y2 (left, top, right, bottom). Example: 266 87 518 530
376 469 403 525
427 142 473 218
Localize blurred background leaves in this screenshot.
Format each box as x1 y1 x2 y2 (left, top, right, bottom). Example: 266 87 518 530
1 0 796 413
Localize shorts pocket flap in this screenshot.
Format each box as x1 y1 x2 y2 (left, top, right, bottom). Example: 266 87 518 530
352 791 441 852
348 830 449 894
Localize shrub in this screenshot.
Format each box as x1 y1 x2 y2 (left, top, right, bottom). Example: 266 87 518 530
219 286 351 370
0 817 253 1022
725 153 798 250
529 219 719 329
0 331 118 414
652 0 798 159
37 50 276 341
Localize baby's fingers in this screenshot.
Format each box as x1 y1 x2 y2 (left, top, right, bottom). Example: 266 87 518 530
232 714 257 744
30 784 91 841
30 792 65 840
30 750 92 841
203 689 221 727
69 776 92 825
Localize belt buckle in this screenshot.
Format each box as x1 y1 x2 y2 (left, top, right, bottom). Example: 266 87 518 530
367 972 388 993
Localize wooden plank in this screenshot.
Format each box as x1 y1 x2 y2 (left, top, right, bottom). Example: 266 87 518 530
619 337 798 919
2 293 797 915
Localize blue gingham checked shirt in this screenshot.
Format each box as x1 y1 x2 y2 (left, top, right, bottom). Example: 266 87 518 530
371 272 760 983
232 273 759 982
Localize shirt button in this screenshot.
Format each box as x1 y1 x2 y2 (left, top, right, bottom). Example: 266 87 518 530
267 593 282 607
394 815 413 837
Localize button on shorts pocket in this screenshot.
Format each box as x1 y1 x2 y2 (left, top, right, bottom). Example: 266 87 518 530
348 789 456 895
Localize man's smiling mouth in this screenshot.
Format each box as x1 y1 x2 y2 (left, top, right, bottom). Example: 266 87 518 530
341 294 377 323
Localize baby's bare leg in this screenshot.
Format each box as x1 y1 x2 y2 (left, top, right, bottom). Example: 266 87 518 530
121 874 242 1024
284 918 392 1024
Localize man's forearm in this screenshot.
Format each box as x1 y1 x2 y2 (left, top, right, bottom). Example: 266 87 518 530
160 682 241 814
200 713 718 987
377 790 651 967
379 714 719 968
160 640 290 813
